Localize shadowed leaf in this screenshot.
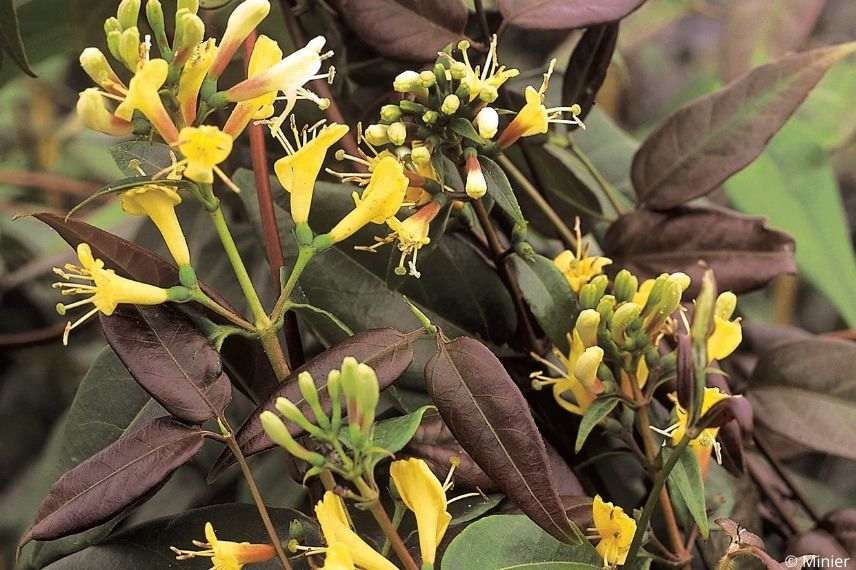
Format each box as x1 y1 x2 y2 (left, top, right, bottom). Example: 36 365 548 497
511 252 577 354
426 335 581 543
562 23 620 121
498 0 644 30
0 0 35 75
632 43 856 209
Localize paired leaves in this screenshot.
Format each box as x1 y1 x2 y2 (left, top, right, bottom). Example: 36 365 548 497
498 0 644 31
100 305 232 424
22 418 204 544
603 206 795 295
563 23 620 121
426 335 582 543
632 42 856 209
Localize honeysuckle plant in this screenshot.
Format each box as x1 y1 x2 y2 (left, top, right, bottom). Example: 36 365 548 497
6 0 856 569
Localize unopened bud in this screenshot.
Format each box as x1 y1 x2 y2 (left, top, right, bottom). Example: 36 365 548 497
298 371 330 430
380 104 401 123
393 70 421 92
475 107 499 139
579 283 601 309
175 11 205 53
574 309 600 348
399 100 427 115
441 94 460 115
449 61 466 80
261 411 326 466
275 397 323 438
80 48 122 92
691 268 717 346
465 153 487 199
145 0 169 53
433 63 448 90
104 16 122 34
387 121 407 146
596 295 616 323
613 269 638 303
106 30 122 61
479 85 498 103
327 370 342 432
76 88 133 136
364 124 389 146
669 272 691 292
419 70 435 87
715 291 737 320
411 145 431 165
422 110 438 125
355 363 379 431
646 281 682 332
118 26 141 70
574 347 604 389
117 0 141 30
611 302 641 343
641 273 670 315
178 0 199 13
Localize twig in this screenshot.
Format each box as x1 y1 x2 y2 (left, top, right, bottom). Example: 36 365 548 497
353 478 419 570
0 322 67 347
753 433 822 524
473 0 491 41
0 170 100 197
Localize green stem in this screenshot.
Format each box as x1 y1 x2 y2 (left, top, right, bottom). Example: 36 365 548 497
209 204 269 327
354 478 419 570
627 435 692 564
271 245 316 324
566 139 628 216
191 289 255 331
259 327 291 382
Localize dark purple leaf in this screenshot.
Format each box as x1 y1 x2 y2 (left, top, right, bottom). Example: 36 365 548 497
209 328 418 479
787 530 849 558
101 305 232 424
21 417 204 544
425 335 580 543
603 206 796 295
562 23 620 121
498 0 644 30
822 509 856 554
631 43 856 209
339 0 468 61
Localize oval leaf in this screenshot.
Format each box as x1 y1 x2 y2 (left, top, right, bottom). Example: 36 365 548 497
426 335 581 543
0 0 34 75
209 328 418 479
499 0 644 30
603 206 795 295
562 23 620 121
665 447 709 539
575 396 619 453
632 42 856 209
340 0 468 61
22 417 204 544
101 305 232 424
480 156 527 233
511 252 577 354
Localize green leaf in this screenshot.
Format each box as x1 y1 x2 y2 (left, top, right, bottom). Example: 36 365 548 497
575 396 619 453
109 140 175 177
441 514 601 569
479 155 527 232
372 405 435 454
0 0 35 75
725 119 856 326
449 117 489 145
510 252 577 354
665 447 709 538
571 109 638 199
66 177 195 219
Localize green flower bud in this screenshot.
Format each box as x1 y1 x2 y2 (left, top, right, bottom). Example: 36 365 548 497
691 269 717 346
399 100 427 115
174 10 204 53
387 121 407 146
613 269 638 303
298 371 330 431
261 411 326 466
393 70 421 92
79 48 118 91
339 357 360 413
478 85 498 103
574 309 600 348
610 302 642 343
715 291 737 320
419 69 436 87
145 0 169 55
104 16 122 34
433 63 448 90
454 82 469 101
380 104 402 123
669 272 691 292
275 397 324 438
117 0 141 30
411 145 431 165
596 295 616 323
355 363 380 431
574 347 604 388
118 26 141 70
641 273 670 316
364 124 389 146
178 0 199 13
646 281 682 332
422 110 439 125
441 94 460 115
450 60 467 79
579 283 601 310
106 30 123 61
327 370 342 433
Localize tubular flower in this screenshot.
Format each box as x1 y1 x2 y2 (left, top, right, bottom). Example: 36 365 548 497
707 291 742 362
320 543 355 570
453 36 519 103
327 156 409 243
178 126 233 184
225 35 332 118
592 495 636 567
171 522 276 569
76 88 133 136
465 152 487 199
121 184 190 266
273 122 349 224
497 60 583 148
224 35 284 137
79 47 125 95
380 199 441 278
53 244 170 344
475 106 499 139
554 247 612 295
314 492 397 570
390 458 451 565
177 39 216 126
670 387 731 474
208 0 271 78
114 58 180 144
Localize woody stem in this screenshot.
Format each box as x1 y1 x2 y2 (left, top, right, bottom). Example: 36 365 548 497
354 478 419 570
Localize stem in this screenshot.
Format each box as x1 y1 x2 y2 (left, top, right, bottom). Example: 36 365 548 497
259 327 292 382
566 138 627 216
753 432 822 523
497 154 578 250
382 502 407 557
627 435 692 564
354 479 419 570
224 426 293 569
472 199 540 352
473 0 491 41
210 204 269 327
271 245 316 324
192 289 256 331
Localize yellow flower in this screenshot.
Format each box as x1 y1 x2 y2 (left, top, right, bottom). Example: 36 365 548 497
114 58 179 144
327 156 409 243
224 35 284 137
390 458 451 565
208 0 271 78
453 36 518 103
79 47 125 95
178 126 233 184
171 522 276 569
554 249 612 294
497 59 583 148
707 292 741 361
121 184 190 266
53 243 170 344
314 492 397 570
360 200 440 278
671 387 730 474
273 122 349 224
320 543 355 570
76 88 133 137
177 39 216 126
592 495 636 566
632 278 656 307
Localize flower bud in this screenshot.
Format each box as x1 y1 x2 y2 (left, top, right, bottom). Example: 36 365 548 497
646 280 682 332
208 0 270 78
715 291 737 320
399 100 427 115
465 153 487 199
174 10 205 54
449 61 466 80
574 309 600 348
691 268 717 347
364 123 389 146
669 272 691 292
613 269 638 303
380 104 402 123
104 16 122 34
419 69 436 87
393 70 421 92
441 94 460 115
178 0 199 13
596 294 616 323
422 110 438 125
117 0 141 30
387 121 407 146
411 145 431 165
475 107 499 139
610 302 641 343
298 371 330 431
106 29 122 61
275 397 324 438
479 84 498 103
80 48 123 94
327 369 342 432
574 346 604 389
579 283 601 310
77 88 133 136
261 411 326 466
641 273 670 315
118 26 141 70
339 357 360 411
355 363 380 431
145 0 169 54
